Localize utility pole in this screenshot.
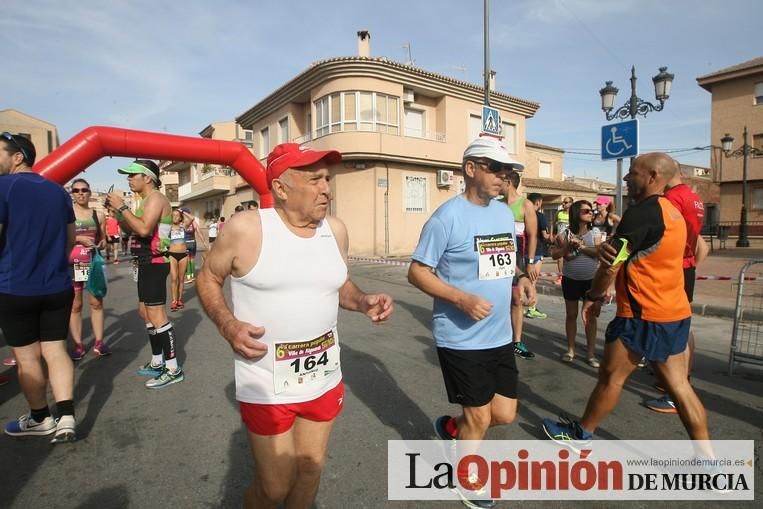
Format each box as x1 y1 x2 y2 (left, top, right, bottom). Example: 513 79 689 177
483 0 490 106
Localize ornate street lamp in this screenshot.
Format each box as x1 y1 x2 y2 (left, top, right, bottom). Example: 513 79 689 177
599 66 674 121
721 127 763 247
598 66 674 213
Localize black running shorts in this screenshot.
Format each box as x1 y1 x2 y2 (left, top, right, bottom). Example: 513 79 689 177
137 263 170 306
561 277 593 301
683 267 696 303
511 236 528 287
436 343 518 407
0 288 74 347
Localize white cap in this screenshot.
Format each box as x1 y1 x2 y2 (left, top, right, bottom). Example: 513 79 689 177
463 136 525 171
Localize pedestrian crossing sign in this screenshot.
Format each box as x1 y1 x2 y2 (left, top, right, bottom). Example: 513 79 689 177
481 105 502 136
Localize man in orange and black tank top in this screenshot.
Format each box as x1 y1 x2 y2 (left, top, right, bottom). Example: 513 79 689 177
542 153 711 449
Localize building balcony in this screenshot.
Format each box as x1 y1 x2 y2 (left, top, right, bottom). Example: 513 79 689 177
178 167 234 201
298 129 455 167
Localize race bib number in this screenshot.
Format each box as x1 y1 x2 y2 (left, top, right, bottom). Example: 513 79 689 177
74 263 90 282
170 229 185 241
273 329 340 394
475 233 516 280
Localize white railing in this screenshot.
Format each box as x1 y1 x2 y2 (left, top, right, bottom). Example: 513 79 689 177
199 166 236 181
403 129 447 142
178 182 193 197
292 133 313 144
293 129 446 144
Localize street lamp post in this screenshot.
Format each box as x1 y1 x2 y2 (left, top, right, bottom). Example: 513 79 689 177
721 126 763 247
598 66 674 214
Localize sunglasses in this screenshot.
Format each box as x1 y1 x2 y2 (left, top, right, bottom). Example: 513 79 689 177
563 201 572 204
71 188 91 194
580 208 593 213
1 132 30 163
471 159 507 173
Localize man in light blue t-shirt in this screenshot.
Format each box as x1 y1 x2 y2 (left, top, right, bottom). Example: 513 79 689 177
408 136 535 507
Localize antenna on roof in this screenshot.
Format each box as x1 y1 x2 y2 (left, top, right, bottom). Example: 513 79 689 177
402 42 415 66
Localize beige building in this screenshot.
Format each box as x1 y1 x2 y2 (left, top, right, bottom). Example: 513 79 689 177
697 57 763 234
162 121 256 231
168 32 593 256
0 109 60 161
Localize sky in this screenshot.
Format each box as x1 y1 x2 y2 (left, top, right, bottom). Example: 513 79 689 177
3 0 761 191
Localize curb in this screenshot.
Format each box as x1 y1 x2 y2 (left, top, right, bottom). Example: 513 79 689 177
536 281 736 319
348 257 739 320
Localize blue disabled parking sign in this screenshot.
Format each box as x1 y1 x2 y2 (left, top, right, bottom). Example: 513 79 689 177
601 119 639 160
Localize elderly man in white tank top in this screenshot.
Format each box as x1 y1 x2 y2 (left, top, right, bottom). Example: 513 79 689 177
197 143 393 509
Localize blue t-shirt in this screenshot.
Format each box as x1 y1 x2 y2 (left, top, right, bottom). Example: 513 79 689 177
412 194 516 350
0 173 74 296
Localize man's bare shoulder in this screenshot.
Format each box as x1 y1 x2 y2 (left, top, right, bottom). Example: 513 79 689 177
218 210 263 277
325 215 347 236
146 190 170 207
223 210 262 241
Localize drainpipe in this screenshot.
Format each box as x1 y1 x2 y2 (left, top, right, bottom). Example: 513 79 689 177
382 161 390 258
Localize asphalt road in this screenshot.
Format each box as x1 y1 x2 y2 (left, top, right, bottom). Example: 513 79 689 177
1 260 761 508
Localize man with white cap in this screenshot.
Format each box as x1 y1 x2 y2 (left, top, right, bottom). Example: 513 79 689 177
408 136 535 508
197 143 393 509
106 160 184 389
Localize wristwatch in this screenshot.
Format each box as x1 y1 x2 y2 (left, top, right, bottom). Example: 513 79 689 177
118 204 129 214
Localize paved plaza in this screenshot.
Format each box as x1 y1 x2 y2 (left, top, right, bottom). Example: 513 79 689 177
1 260 761 508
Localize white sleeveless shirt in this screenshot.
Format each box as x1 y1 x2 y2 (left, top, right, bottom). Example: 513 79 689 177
231 208 347 404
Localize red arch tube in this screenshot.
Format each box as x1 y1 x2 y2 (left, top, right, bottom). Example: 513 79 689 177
33 126 273 207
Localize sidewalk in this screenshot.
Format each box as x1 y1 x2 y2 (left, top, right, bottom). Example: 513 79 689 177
537 245 763 318
353 244 763 319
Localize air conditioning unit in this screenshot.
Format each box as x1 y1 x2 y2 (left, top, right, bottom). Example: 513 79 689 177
437 170 454 187
403 88 415 104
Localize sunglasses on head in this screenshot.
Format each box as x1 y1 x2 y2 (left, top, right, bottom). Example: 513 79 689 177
1 132 30 163
71 188 90 194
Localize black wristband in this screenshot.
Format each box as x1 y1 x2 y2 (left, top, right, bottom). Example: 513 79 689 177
118 204 129 214
516 273 529 281
584 290 604 302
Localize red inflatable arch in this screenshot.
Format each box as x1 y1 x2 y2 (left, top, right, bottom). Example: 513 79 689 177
33 126 273 207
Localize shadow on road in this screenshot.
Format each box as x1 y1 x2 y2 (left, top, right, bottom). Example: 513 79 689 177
74 484 130 508
396 300 432 330
219 382 251 509
342 342 433 440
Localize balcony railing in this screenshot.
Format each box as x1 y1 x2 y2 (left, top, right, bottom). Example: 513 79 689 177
403 129 447 142
178 182 192 197
292 133 313 144
199 166 236 180
290 128 446 145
